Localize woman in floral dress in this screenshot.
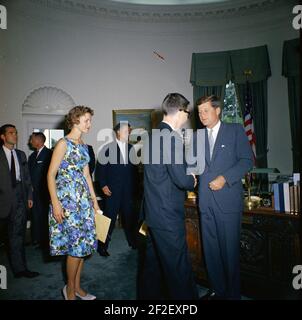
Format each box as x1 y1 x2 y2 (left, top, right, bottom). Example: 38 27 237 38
47 106 100 300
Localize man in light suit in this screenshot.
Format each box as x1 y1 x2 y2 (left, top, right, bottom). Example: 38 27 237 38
0 124 39 278
140 93 198 300
28 132 52 249
95 123 138 257
197 96 253 300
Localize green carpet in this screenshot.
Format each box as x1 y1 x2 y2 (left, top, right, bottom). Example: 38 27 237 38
0 227 244 300
0 228 139 300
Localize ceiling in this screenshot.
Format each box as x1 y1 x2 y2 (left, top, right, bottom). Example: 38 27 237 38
109 0 230 5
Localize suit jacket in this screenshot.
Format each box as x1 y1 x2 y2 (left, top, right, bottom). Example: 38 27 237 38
28 146 52 201
143 122 195 232
87 145 96 175
0 146 33 218
95 140 136 196
198 122 253 213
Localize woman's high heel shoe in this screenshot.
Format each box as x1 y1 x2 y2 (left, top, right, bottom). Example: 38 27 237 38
75 291 96 300
62 285 68 300
62 285 77 300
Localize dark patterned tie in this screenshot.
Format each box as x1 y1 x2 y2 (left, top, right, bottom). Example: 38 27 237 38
11 150 17 188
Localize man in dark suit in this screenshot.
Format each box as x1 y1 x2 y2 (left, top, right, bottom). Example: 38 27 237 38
95 122 138 257
28 132 52 249
197 95 253 300
87 145 96 176
0 124 39 278
140 93 198 300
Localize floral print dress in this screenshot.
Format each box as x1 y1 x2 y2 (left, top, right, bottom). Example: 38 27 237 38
49 137 97 257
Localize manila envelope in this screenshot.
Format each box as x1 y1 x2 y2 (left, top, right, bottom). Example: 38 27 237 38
95 211 111 243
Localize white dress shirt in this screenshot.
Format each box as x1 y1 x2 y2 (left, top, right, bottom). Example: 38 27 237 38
162 120 183 138
207 120 221 146
36 145 45 158
162 120 176 131
2 145 21 181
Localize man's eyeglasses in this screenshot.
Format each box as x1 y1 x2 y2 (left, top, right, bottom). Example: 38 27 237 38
179 109 191 118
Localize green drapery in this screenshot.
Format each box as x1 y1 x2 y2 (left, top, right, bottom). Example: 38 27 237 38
229 45 271 84
282 38 300 172
190 45 271 87
190 45 271 167
190 51 230 129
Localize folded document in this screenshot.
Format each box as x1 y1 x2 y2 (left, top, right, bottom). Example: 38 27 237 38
95 210 111 243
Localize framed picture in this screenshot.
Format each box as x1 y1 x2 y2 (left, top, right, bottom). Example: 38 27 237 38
112 108 154 133
112 108 163 170
112 108 163 144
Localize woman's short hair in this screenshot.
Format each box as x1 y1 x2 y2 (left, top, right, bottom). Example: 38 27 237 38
65 106 94 130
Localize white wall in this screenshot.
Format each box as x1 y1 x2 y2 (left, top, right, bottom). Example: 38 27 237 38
0 0 298 172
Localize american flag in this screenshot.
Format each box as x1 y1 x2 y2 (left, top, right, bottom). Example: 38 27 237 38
243 80 256 162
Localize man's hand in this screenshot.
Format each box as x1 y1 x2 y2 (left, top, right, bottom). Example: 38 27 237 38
28 200 33 209
102 185 112 197
209 175 226 191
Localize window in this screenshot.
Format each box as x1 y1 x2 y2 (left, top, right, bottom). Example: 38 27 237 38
33 129 64 149
222 81 243 124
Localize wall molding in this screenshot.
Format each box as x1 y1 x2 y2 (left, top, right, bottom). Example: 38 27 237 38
26 0 292 23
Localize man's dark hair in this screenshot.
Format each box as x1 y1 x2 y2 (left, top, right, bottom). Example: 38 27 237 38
162 93 190 116
113 122 131 134
0 124 16 136
32 132 46 143
0 124 16 145
196 95 221 109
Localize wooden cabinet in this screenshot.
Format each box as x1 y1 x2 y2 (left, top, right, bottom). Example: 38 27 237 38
184 200 302 299
184 200 208 286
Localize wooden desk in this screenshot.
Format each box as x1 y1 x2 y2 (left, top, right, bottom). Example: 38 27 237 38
184 200 301 299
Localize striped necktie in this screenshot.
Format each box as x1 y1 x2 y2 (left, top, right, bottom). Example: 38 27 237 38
208 129 214 160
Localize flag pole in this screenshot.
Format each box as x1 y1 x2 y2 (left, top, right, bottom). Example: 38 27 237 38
243 69 256 203
243 69 256 163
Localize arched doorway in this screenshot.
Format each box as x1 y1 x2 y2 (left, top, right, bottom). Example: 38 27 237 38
22 86 75 156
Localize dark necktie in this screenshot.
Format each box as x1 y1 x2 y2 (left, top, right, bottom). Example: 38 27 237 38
11 150 17 188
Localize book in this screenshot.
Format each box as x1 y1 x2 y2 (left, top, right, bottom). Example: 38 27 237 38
293 185 300 215
283 182 291 213
278 183 285 212
289 185 295 214
293 173 300 186
273 183 280 211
